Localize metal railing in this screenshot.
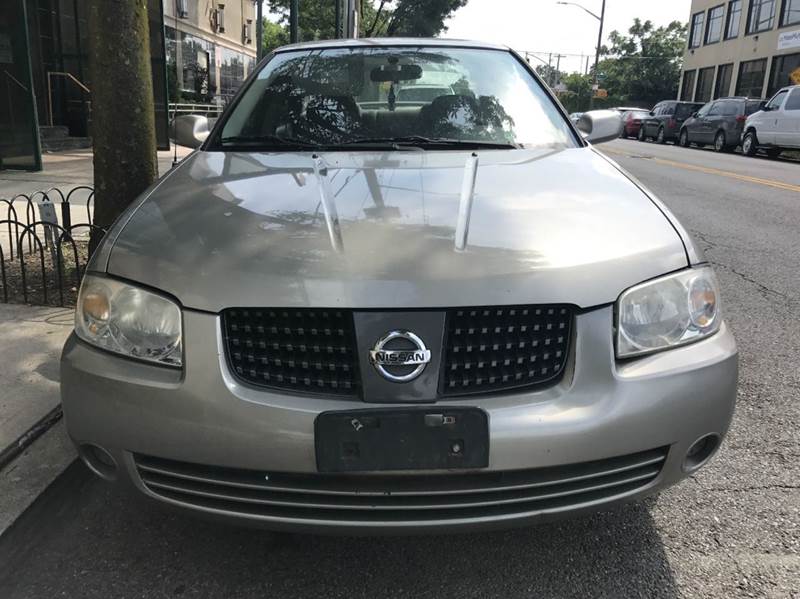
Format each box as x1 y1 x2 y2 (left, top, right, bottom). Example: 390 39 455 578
1 186 104 307
168 102 224 117
46 71 91 127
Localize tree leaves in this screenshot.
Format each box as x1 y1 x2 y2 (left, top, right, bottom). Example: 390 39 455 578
597 19 688 107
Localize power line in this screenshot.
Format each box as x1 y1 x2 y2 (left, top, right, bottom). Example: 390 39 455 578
520 49 681 60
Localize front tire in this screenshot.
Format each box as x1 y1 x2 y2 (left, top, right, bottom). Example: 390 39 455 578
742 131 758 156
679 129 690 148
656 127 666 144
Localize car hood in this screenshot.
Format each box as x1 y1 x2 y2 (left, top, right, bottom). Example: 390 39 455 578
106 147 688 311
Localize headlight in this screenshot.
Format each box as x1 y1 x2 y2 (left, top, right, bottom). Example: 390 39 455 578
75 275 182 366
616 267 721 358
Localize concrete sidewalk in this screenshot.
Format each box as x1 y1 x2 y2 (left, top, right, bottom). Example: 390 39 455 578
0 305 77 534
0 145 193 200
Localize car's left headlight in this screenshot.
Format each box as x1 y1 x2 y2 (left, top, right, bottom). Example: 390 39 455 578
616 267 721 358
75 274 183 367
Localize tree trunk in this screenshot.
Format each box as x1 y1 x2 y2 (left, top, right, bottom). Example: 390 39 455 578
87 0 157 252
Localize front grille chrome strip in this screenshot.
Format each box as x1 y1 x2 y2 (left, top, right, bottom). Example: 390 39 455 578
135 447 667 522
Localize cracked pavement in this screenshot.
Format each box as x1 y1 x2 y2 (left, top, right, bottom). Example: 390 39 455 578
0 139 798 598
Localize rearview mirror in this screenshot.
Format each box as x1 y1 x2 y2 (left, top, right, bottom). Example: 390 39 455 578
370 64 423 83
576 110 623 145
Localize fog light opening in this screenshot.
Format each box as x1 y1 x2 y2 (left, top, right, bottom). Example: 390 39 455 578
79 444 118 481
683 434 720 472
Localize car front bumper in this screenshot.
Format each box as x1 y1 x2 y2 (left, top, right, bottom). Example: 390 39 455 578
61 306 738 534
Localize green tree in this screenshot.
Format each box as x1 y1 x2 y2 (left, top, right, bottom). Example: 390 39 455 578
382 0 467 36
596 19 687 107
559 73 593 113
87 0 157 249
262 18 289 54
265 0 466 40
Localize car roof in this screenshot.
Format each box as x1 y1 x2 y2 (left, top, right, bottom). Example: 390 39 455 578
273 37 510 53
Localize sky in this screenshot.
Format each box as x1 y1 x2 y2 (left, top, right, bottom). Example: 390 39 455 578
443 0 692 74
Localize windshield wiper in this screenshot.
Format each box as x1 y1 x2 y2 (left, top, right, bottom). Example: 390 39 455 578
339 136 521 149
216 134 319 149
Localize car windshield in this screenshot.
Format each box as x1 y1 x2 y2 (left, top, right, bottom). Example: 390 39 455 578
631 111 650 119
213 46 576 151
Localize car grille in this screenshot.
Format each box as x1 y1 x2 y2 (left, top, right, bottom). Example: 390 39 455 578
134 447 667 524
441 305 573 396
222 308 360 397
221 305 574 399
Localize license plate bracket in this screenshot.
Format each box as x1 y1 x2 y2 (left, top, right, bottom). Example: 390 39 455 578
315 408 489 473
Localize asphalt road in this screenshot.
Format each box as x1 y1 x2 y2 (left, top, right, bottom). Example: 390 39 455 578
1 139 799 599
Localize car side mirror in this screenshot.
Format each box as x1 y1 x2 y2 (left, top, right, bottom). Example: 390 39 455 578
649 111 655 116
692 112 699 118
576 110 623 145
170 114 211 149
762 105 772 112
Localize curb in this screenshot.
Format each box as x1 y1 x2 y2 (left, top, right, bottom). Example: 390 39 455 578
0 405 63 472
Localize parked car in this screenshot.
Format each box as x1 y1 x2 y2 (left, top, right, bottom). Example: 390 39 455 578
679 97 765 152
620 109 651 139
61 39 737 534
742 85 800 157
639 101 704 143
611 106 643 113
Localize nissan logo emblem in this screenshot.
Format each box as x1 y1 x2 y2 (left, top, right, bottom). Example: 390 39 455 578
369 330 431 383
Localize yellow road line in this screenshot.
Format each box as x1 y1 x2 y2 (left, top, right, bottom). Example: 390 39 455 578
603 148 800 194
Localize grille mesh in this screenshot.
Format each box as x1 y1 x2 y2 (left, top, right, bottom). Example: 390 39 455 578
441 305 573 396
222 308 360 396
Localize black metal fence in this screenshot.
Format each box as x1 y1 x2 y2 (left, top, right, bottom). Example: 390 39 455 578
0 186 105 307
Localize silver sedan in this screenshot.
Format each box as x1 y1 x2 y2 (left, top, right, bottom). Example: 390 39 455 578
61 38 737 534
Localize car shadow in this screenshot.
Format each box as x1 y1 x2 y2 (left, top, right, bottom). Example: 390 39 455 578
0 462 679 598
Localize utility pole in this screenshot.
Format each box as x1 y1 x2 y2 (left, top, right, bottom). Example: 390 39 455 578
554 53 566 87
547 53 553 86
255 0 263 60
591 0 606 109
290 0 299 43
345 0 359 38
556 1 605 108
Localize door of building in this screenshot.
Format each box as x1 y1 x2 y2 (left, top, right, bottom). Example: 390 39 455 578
0 0 41 171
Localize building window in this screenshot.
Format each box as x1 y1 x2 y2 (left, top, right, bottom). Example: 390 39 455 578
690 12 705 47
715 63 734 97
726 0 742 37
782 0 800 25
243 19 253 44
736 58 768 97
769 52 800 95
213 4 226 33
176 0 188 18
706 5 725 43
695 67 716 101
747 0 776 33
681 70 697 100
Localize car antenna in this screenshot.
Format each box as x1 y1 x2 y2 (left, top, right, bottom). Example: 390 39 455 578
313 154 344 253
454 152 479 252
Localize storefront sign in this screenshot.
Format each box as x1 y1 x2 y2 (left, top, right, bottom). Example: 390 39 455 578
778 29 800 51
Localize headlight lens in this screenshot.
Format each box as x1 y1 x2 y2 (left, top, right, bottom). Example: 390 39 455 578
75 275 182 366
617 267 721 358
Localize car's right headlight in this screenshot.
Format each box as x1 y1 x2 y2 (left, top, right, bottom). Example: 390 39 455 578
616 266 721 358
75 274 183 367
